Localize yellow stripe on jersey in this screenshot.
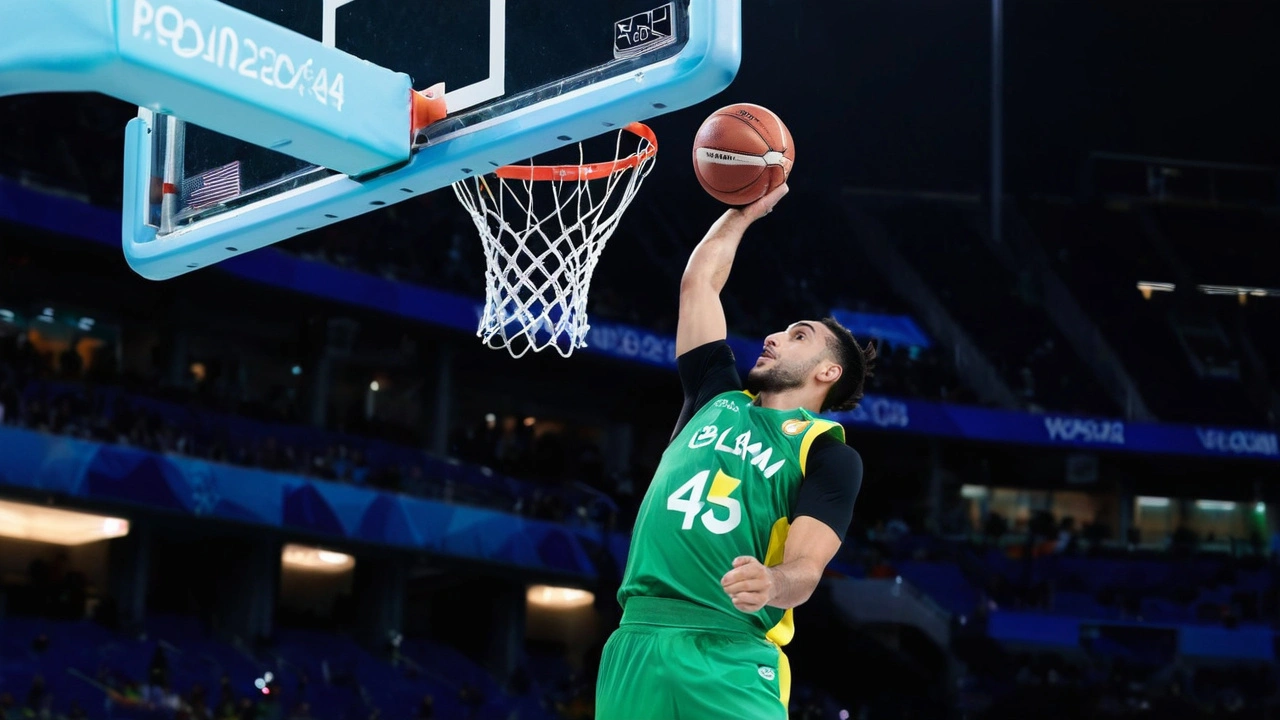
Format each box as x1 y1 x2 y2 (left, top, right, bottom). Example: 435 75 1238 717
763 516 790 567
763 517 795 648
798 419 844 474
776 645 793 711
766 420 846 648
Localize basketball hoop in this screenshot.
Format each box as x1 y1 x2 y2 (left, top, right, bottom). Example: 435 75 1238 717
452 122 657 358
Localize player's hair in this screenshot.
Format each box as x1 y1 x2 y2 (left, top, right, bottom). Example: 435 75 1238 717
819 317 877 413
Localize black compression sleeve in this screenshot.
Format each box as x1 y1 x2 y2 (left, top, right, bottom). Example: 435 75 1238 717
792 434 863 540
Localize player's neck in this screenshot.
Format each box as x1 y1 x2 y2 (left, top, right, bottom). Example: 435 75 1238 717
753 389 822 415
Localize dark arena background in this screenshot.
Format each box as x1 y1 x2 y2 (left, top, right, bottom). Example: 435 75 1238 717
3 0 1280 719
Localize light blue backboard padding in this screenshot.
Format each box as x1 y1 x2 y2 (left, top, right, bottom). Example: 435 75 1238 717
118 0 741 281
0 0 412 177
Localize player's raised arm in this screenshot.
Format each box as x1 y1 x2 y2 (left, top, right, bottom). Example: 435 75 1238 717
675 184 790 357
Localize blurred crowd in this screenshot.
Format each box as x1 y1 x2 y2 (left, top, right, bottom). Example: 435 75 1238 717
960 652 1279 720
0 328 619 529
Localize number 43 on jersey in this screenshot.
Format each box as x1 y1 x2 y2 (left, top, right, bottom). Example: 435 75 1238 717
666 469 742 534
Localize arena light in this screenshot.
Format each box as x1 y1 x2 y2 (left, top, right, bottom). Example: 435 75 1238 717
1195 500 1237 512
0 499 129 546
1136 281 1175 300
526 585 595 610
960 485 988 499
1136 496 1170 508
1197 284 1278 297
281 544 355 572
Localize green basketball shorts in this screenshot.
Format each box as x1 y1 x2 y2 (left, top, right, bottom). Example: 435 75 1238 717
596 596 790 720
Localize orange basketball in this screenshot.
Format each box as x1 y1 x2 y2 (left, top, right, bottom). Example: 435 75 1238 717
692 103 794 206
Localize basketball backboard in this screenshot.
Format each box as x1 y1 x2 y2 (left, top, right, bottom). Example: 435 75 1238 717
121 0 740 280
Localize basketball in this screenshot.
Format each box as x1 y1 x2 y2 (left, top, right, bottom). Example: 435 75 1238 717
692 103 795 206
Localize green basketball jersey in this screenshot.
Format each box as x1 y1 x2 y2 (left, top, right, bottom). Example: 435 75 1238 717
618 389 845 645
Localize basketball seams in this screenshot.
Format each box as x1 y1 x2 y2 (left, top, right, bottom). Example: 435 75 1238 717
693 159 763 195
692 156 764 194
704 112 772 155
696 162 765 194
762 107 790 156
730 107 785 155
713 168 766 194
704 111 788 167
725 106 788 155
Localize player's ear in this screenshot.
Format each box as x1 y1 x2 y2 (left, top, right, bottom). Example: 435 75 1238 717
816 361 842 385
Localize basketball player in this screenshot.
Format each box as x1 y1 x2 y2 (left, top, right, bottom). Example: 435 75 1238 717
595 184 873 719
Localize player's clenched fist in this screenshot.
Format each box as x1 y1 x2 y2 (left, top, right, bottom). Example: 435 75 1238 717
720 556 774 613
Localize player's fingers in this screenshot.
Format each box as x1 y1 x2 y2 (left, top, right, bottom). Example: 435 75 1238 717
733 556 757 568
742 184 789 220
722 561 760 586
721 566 762 588
764 183 789 207
722 578 768 596
756 188 785 215
762 182 788 201
731 592 766 613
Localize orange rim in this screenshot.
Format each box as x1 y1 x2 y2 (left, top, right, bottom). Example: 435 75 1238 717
493 122 657 182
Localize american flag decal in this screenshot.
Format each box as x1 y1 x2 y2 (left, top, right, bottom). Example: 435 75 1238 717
181 161 242 210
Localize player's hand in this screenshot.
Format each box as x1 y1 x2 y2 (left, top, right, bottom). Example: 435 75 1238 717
720 556 775 613
735 183 789 224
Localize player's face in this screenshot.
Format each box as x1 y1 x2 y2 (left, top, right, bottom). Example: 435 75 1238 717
746 321 832 393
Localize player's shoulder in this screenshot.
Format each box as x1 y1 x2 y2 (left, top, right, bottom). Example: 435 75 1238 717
801 433 863 492
810 432 863 465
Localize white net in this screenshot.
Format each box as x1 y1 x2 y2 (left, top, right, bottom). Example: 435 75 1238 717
452 123 657 358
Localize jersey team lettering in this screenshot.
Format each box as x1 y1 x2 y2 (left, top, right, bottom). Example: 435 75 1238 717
131 0 346 111
687 424 787 478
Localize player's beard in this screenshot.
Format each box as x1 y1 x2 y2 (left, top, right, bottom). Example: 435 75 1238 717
746 357 814 395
